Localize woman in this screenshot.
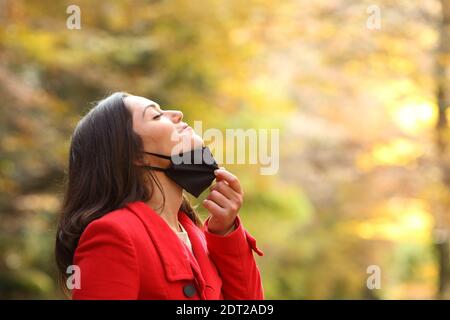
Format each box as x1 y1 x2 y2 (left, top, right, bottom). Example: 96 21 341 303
55 92 264 299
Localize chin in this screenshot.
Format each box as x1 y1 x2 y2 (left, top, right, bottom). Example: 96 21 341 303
177 131 204 151
191 135 204 149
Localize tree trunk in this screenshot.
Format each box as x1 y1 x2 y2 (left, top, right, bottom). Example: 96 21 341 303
435 0 450 300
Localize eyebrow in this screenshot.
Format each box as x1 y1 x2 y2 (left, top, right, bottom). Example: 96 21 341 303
142 104 158 118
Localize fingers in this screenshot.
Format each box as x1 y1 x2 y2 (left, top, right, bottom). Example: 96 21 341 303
214 168 243 195
203 168 243 235
210 181 235 200
207 189 229 208
203 198 225 216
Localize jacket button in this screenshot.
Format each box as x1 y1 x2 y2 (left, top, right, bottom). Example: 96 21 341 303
183 284 196 298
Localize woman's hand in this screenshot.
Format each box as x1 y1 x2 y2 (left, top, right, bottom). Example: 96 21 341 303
203 168 244 236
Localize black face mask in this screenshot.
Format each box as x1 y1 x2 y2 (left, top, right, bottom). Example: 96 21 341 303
143 146 219 198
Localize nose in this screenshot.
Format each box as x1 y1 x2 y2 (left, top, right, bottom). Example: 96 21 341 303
167 110 183 123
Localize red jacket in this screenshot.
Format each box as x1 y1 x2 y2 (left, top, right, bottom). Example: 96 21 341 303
72 201 264 299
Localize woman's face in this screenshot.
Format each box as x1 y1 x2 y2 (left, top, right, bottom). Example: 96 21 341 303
124 95 204 159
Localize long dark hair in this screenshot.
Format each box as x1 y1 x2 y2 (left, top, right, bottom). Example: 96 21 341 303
55 92 201 294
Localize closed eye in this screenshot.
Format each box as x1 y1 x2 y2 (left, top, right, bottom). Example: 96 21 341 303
153 113 163 120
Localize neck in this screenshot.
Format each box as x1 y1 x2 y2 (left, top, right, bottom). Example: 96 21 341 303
145 171 183 232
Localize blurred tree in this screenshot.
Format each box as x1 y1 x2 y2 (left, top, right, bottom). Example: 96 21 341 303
434 0 450 299
0 0 449 299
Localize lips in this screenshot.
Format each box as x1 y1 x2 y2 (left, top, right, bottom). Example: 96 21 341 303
179 123 190 132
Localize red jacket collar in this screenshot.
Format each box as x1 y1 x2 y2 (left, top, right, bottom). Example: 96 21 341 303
127 201 208 294
126 201 196 282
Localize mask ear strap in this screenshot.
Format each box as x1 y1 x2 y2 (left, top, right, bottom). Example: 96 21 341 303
142 151 172 172
143 151 172 160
